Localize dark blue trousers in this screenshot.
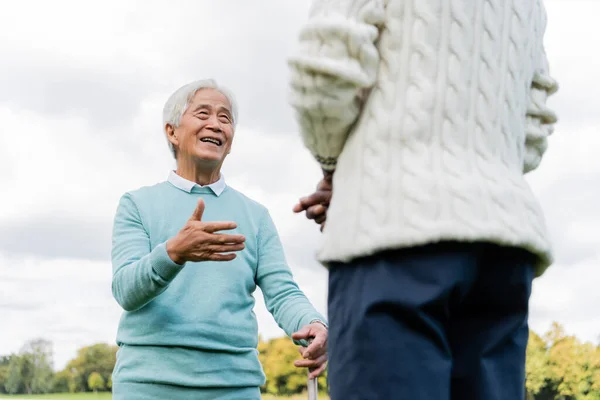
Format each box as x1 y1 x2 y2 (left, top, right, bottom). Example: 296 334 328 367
327 242 535 400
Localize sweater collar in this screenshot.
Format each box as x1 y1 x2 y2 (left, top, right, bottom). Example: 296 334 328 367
167 170 226 196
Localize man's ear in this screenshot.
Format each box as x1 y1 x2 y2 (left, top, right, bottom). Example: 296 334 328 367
165 124 178 146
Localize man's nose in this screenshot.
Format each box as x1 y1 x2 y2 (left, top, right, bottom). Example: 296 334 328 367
206 115 223 132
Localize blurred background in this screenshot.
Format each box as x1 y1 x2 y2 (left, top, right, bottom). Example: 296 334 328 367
0 0 598 398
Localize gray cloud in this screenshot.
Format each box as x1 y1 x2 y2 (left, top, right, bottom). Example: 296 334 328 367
0 53 162 130
0 214 111 261
0 302 42 312
0 1 312 138
165 2 311 135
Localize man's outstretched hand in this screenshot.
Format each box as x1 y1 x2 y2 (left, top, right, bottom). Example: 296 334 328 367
293 171 333 231
291 322 328 379
166 199 246 264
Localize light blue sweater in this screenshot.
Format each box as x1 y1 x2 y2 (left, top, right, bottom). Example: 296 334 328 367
110 179 325 397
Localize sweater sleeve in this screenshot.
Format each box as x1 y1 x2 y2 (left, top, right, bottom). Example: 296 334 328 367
523 4 558 174
255 208 326 345
111 193 185 312
288 0 385 171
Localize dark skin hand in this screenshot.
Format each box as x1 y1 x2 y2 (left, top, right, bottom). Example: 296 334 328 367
293 170 333 231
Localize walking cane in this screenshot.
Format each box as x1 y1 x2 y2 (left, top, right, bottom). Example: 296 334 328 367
307 338 318 400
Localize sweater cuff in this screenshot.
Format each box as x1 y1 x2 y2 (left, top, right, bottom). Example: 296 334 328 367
293 314 329 346
151 242 185 282
315 155 337 171
310 319 329 329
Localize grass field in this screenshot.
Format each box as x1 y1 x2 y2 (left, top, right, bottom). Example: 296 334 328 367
0 393 329 400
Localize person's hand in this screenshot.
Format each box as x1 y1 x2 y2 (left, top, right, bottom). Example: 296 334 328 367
293 171 333 231
166 199 246 264
291 322 328 379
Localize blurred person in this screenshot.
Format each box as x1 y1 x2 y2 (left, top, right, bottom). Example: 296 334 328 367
289 1 558 399
110 79 328 400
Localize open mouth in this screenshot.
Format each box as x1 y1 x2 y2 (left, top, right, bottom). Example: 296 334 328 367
199 137 222 146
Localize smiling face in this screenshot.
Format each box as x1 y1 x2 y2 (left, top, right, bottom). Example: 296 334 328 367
166 88 234 166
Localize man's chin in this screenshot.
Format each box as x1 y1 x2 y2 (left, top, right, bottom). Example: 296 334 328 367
191 152 224 165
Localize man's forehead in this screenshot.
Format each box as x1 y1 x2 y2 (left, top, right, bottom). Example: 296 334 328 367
190 89 231 109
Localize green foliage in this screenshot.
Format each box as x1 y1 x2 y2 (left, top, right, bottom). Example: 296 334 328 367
51 370 75 394
4 355 27 394
0 341 116 395
28 340 54 395
87 372 104 393
526 330 550 396
63 343 117 393
541 322 600 400
0 356 11 394
4 323 600 399
259 336 328 396
3 339 53 395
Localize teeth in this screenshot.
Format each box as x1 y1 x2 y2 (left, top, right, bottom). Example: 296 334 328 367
200 138 221 145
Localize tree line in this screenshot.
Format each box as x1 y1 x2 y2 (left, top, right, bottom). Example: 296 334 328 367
0 322 598 398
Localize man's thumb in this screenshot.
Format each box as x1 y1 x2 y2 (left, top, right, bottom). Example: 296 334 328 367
190 199 205 221
291 326 311 340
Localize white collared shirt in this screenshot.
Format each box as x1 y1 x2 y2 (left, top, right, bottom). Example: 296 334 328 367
167 170 226 196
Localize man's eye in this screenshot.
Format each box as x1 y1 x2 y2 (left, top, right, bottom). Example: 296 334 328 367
219 115 231 123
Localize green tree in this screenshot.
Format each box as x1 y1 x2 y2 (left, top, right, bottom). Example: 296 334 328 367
547 325 584 398
27 339 53 394
526 330 549 397
0 355 12 394
5 353 33 394
52 369 75 394
88 372 105 393
537 322 600 400
3 339 54 395
259 336 327 396
63 343 117 392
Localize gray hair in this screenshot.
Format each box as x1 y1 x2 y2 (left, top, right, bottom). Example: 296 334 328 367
162 79 239 158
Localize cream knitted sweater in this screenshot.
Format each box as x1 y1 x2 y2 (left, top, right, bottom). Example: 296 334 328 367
288 0 558 275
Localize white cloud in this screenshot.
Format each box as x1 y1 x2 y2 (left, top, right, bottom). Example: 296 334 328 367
0 0 598 370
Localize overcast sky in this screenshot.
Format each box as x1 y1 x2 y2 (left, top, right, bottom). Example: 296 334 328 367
0 0 598 370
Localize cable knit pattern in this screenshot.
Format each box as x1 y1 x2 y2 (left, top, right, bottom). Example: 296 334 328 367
289 0 558 275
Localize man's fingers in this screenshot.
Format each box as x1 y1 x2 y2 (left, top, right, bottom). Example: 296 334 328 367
291 327 311 341
294 354 328 369
306 205 326 220
207 243 246 253
203 222 239 233
314 215 326 224
209 233 246 244
208 253 237 262
308 362 327 379
292 202 305 213
300 191 331 208
304 337 327 359
293 189 332 214
189 199 205 222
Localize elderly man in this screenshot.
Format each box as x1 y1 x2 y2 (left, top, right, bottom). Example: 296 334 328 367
289 1 558 400
110 79 328 399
